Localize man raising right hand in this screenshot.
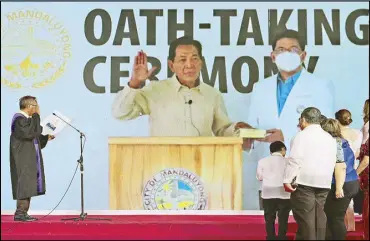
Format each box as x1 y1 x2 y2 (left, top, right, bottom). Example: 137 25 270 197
112 36 253 144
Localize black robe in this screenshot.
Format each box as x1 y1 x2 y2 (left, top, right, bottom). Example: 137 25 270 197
10 113 49 200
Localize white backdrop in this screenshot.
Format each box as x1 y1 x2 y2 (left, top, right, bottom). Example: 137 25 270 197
1 2 369 211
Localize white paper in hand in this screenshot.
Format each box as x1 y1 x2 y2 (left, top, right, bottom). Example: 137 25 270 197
41 111 71 136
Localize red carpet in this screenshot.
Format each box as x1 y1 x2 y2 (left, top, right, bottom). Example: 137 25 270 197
1 215 365 240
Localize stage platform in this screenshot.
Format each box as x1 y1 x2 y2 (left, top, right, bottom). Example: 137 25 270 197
1 211 365 240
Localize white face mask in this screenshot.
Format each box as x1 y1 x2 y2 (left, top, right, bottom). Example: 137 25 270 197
275 52 302 72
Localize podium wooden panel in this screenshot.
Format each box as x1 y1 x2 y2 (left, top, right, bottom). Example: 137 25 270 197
108 137 243 210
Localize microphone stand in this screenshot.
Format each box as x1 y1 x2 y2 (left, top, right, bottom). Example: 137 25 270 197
52 113 111 222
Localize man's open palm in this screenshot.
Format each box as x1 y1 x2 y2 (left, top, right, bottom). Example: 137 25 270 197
131 51 157 84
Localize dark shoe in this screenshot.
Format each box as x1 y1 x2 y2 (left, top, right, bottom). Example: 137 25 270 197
277 236 288 240
14 214 38 222
266 236 277 240
26 214 38 221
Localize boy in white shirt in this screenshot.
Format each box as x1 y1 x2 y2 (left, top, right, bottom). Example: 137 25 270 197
257 141 291 240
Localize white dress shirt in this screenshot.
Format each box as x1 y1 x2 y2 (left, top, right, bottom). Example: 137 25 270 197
112 75 236 136
19 110 30 118
257 152 291 199
284 124 337 189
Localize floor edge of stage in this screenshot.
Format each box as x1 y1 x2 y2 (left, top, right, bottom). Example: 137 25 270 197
1 212 365 240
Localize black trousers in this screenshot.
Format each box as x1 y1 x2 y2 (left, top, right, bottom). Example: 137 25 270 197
353 189 364 214
290 185 330 240
15 198 31 216
259 191 264 210
263 198 292 240
324 180 360 240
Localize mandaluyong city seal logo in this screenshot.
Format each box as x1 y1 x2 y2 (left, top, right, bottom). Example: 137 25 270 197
1 9 71 89
143 168 207 210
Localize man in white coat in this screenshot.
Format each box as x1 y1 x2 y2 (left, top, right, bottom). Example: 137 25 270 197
246 29 335 209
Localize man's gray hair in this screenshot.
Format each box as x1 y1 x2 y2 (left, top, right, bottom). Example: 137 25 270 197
19 95 37 109
301 107 322 124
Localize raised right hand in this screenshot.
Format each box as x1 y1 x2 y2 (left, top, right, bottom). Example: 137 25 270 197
129 50 157 88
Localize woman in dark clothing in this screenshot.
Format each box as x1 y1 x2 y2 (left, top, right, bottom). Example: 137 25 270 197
321 118 360 240
356 99 369 240
357 139 369 240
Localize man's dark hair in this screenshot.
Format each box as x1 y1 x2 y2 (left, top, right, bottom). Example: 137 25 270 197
19 95 36 109
272 29 306 51
168 36 203 61
270 141 286 153
301 107 322 124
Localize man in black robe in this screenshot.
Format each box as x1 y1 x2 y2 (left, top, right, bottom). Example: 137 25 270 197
10 95 55 221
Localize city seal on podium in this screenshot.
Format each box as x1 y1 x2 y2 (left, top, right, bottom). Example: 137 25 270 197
1 9 71 89
143 168 207 210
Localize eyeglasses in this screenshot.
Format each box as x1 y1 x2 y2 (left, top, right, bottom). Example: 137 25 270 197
273 47 302 54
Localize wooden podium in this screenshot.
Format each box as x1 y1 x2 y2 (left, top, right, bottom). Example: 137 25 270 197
108 137 243 210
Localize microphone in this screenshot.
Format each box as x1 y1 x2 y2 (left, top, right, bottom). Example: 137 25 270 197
53 112 85 136
184 99 200 136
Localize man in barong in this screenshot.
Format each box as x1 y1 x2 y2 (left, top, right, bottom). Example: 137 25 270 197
112 36 253 145
10 95 55 221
